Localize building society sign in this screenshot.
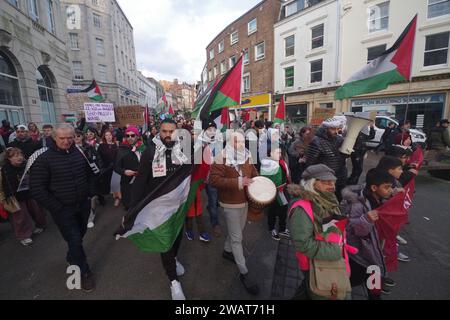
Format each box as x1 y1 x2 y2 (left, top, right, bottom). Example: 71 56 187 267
84 103 115 123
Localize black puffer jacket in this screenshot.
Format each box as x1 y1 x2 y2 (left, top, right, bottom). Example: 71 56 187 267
8 137 42 159
30 139 95 213
306 127 347 185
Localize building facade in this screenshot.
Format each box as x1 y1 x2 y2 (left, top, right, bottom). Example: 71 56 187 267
339 0 450 130
274 0 340 127
204 0 282 120
1 0 72 126
61 0 139 109
274 0 450 130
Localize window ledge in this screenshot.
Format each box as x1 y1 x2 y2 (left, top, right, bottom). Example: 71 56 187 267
255 57 265 62
248 30 257 36
420 64 449 72
308 82 322 88
361 32 393 44
281 59 296 66
419 18 450 31
306 48 327 59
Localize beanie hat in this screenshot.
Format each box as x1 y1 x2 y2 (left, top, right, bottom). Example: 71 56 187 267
302 164 337 181
125 126 140 137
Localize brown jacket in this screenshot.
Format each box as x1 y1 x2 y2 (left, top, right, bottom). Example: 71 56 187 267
209 157 258 208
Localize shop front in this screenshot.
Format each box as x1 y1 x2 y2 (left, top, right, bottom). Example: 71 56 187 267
351 93 446 130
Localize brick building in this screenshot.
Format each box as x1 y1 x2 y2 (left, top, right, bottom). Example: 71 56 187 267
205 0 281 106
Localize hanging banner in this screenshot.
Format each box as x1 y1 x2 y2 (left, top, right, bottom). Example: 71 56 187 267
84 103 115 123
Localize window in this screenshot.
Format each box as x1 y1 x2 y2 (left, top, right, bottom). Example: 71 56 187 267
428 0 450 18
369 1 389 33
248 18 257 35
285 35 295 57
7 0 19 8
320 103 334 109
213 65 218 78
255 42 265 61
98 64 107 82
96 38 105 56
310 59 323 83
92 0 99 6
93 13 101 28
231 31 239 45
72 61 84 80
229 55 237 68
46 0 55 33
243 49 249 65
367 44 387 63
36 66 56 124
285 1 299 17
424 32 449 66
243 73 251 93
0 51 22 106
208 69 212 81
220 60 227 75
69 33 79 49
285 66 294 88
28 0 39 21
218 40 224 53
209 48 214 60
311 24 324 49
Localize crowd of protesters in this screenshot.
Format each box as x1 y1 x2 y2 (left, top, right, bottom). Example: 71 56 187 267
0 114 448 300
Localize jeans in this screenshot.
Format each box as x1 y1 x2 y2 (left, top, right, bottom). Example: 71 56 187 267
51 200 91 275
205 184 219 227
160 229 183 282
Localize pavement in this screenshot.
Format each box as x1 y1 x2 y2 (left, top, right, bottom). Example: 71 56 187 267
1 151 450 300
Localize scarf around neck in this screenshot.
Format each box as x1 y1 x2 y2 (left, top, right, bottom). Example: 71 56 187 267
225 145 250 171
152 135 188 166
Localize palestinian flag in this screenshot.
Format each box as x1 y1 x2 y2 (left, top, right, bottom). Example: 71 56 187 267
156 93 168 113
118 165 198 252
82 80 104 102
192 56 243 132
169 104 175 115
335 15 417 100
274 96 285 125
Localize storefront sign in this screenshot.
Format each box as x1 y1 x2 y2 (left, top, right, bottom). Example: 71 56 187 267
351 93 445 107
115 105 145 127
310 108 336 126
231 93 272 110
84 103 115 123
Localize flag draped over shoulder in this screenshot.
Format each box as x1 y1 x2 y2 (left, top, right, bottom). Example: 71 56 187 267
335 15 417 100
375 146 423 272
119 165 196 252
192 56 243 132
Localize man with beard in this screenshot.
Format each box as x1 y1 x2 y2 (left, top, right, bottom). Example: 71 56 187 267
306 117 347 201
129 119 192 300
8 125 42 160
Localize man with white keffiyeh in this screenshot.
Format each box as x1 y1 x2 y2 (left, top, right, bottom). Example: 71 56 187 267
306 117 349 202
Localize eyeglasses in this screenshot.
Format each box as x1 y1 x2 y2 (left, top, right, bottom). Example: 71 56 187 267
126 134 136 138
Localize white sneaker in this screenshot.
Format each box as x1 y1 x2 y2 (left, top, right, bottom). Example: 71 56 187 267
398 252 411 262
20 238 33 246
175 258 185 277
33 228 44 235
87 222 95 229
170 280 186 300
397 235 408 245
279 229 291 239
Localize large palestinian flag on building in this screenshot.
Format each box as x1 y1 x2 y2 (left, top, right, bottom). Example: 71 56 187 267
192 56 243 131
335 15 417 100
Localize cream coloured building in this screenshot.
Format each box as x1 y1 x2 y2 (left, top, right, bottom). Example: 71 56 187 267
0 0 72 126
274 0 450 130
61 0 139 108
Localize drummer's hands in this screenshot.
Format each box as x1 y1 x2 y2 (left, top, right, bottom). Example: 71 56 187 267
242 177 254 187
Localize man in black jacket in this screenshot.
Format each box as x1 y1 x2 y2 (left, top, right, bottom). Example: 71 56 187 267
306 117 347 201
129 119 192 300
347 123 376 185
30 124 96 292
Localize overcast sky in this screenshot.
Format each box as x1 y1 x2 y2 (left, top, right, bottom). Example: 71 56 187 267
117 0 261 84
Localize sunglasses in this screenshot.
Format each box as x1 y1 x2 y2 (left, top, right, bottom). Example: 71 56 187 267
126 134 136 138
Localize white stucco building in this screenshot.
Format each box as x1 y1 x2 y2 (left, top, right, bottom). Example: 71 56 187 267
274 0 450 129
137 71 157 108
0 0 72 126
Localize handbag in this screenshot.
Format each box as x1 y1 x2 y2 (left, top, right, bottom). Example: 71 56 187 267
3 195 21 213
309 258 351 300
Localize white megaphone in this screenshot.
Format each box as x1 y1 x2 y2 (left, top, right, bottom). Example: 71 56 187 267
340 112 376 155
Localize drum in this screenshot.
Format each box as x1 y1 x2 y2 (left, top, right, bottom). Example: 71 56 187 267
246 176 277 221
